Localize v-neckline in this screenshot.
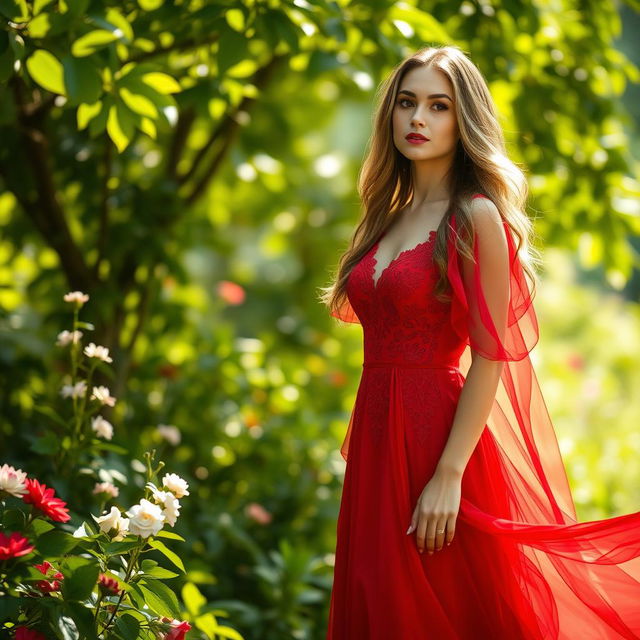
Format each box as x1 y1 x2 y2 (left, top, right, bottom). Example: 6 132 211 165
370 228 437 290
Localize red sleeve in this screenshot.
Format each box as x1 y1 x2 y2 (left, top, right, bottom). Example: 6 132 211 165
447 196 538 361
330 296 361 324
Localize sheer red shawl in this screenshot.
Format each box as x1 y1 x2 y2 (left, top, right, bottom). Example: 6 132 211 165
330 211 640 637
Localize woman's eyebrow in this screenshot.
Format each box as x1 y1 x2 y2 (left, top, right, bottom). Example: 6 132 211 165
397 89 453 101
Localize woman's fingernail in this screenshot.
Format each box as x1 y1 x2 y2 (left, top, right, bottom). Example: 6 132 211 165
406 526 412 534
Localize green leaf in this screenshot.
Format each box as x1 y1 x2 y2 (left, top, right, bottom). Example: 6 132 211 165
63 55 102 104
138 577 181 619
26 49 65 95
100 538 141 556
28 13 52 38
137 0 163 10
0 0 27 21
77 100 102 129
33 0 55 13
141 72 181 94
0 595 21 623
115 613 140 640
182 581 206 617
33 404 68 429
148 538 185 572
71 29 119 57
37 529 79 556
106 102 136 152
64 602 97 639
27 517 56 536
30 430 61 455
60 556 100 601
141 565 179 579
155 530 185 542
119 86 158 118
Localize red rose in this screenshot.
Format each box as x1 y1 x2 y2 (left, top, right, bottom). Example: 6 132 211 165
22 478 71 522
98 572 121 595
15 627 47 639
34 560 63 579
35 579 62 592
159 617 192 640
0 531 35 560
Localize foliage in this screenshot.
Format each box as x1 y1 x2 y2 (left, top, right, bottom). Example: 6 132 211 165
0 291 243 640
0 1 639 638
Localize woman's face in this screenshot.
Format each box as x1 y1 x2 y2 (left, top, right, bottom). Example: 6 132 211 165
392 65 459 163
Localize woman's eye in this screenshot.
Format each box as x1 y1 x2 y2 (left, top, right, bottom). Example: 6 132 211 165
397 99 448 111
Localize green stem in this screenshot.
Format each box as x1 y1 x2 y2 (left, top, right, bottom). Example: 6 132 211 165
99 541 143 636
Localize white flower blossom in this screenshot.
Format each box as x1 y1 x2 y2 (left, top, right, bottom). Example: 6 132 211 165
91 416 114 440
84 342 113 363
0 464 28 497
92 385 116 406
125 498 165 538
60 380 87 399
92 505 129 540
146 483 181 527
92 481 119 498
162 473 190 498
156 424 181 446
63 291 89 305
56 330 83 347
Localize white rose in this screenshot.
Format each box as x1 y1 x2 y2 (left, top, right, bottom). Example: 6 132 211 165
160 492 181 527
84 342 113 363
147 484 181 527
91 416 114 440
93 506 127 537
161 473 190 498
0 464 28 498
125 498 165 538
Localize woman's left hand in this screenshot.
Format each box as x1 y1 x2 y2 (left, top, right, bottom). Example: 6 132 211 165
406 467 462 554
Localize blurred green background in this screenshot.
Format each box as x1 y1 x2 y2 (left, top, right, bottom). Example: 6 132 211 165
1 0 639 638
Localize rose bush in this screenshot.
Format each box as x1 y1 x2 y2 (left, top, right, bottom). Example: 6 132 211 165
0 292 243 639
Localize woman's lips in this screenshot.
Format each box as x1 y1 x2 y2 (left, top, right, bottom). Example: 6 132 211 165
405 134 430 145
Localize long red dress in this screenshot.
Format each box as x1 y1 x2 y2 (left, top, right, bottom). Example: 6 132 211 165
326 193 640 639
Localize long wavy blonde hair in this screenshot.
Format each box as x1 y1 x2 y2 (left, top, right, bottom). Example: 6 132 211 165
319 44 542 316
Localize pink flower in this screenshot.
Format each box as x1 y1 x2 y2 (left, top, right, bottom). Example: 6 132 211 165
22 478 71 522
245 502 272 525
92 481 119 498
0 463 28 497
217 280 245 305
15 628 47 640
0 531 35 559
159 618 192 640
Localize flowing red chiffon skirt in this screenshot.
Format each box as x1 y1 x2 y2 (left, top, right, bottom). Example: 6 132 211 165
326 194 640 639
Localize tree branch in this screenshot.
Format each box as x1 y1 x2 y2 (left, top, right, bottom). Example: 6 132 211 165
9 77 94 292
93 135 113 281
166 106 195 181
184 54 286 205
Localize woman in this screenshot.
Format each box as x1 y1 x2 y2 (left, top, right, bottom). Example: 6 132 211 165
320 45 640 639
